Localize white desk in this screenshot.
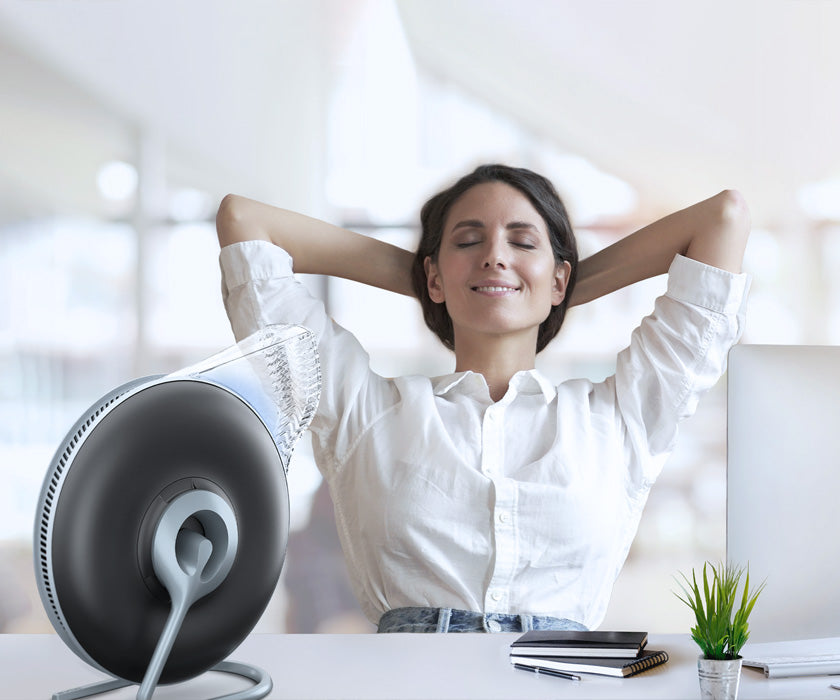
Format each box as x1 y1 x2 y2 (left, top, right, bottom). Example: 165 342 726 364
2 633 838 699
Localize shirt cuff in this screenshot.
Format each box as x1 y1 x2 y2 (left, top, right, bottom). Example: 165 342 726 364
219 240 294 292
666 254 750 315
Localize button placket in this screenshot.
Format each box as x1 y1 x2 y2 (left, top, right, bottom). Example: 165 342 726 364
480 405 502 477
482 403 520 613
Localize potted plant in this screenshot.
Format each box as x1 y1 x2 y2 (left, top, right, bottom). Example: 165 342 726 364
674 562 765 700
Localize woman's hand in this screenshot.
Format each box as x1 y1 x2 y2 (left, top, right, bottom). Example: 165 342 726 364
216 194 416 297
570 189 751 307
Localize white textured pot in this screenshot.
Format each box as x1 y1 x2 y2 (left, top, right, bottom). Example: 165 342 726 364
697 655 742 700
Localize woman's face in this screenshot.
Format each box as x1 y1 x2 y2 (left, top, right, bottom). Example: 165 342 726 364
424 181 571 350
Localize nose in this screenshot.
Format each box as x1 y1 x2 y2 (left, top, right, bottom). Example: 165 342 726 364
482 236 507 269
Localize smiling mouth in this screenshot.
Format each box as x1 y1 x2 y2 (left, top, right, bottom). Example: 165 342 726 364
472 285 519 293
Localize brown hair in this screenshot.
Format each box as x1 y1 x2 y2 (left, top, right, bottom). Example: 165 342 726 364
411 164 578 353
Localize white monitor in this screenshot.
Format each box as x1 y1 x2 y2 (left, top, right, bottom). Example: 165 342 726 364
727 344 840 642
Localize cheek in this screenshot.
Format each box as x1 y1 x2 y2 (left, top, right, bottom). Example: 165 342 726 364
531 261 560 290
433 258 466 290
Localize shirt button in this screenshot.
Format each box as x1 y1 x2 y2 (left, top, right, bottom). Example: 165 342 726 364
487 619 502 632
491 591 502 602
498 512 509 523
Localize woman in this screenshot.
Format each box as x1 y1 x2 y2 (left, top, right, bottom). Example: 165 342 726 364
216 164 750 633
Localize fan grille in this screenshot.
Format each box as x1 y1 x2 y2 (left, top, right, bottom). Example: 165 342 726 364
35 379 150 639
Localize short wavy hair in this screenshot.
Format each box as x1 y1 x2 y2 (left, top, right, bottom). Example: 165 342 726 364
411 164 578 353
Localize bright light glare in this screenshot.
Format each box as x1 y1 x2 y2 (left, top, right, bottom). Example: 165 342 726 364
96 160 138 201
147 223 233 348
743 228 781 277
798 178 840 220
169 188 213 222
326 0 422 223
541 152 637 223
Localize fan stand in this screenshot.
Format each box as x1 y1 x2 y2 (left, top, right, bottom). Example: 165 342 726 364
53 489 273 700
52 661 271 700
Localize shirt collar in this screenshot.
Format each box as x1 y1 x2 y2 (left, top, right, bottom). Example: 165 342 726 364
433 369 556 403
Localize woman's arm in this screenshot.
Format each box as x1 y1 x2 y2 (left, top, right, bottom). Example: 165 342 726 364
216 194 416 297
569 189 750 307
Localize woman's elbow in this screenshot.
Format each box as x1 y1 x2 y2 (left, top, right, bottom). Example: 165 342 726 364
216 193 262 247
716 189 751 238
686 189 751 273
711 189 751 259
216 194 242 247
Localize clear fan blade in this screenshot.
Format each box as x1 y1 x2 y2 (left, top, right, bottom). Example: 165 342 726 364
168 324 321 470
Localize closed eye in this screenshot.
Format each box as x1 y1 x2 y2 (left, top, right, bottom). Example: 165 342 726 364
507 221 543 250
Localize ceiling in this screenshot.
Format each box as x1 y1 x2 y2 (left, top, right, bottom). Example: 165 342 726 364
397 0 840 228
0 0 838 230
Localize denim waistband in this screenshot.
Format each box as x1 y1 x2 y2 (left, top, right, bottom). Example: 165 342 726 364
376 606 588 633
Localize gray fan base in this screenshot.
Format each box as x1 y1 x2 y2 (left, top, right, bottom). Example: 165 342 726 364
53 489 272 700
51 486 273 700
52 660 272 700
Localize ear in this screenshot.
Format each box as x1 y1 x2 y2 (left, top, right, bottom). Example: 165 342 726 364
551 260 572 306
424 256 445 303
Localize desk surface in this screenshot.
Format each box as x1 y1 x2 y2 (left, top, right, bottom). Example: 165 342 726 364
2 633 838 699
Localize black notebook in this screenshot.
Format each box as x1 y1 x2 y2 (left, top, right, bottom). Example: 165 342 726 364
509 630 648 658
510 648 669 678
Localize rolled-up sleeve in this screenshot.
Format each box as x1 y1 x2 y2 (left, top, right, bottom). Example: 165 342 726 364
219 241 398 479
611 254 750 488
220 240 329 342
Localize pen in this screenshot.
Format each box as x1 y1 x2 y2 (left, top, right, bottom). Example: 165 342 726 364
514 663 582 681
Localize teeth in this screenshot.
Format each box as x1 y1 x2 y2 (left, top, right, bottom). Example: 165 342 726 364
474 286 516 292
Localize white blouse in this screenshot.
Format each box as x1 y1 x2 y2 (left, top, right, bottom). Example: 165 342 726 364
219 240 749 629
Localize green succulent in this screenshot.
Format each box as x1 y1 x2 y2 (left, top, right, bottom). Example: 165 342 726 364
674 562 765 660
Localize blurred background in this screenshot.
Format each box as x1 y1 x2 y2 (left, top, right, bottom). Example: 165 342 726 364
1 0 838 635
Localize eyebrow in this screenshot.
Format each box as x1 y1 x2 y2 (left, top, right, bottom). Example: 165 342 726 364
450 219 540 232
451 219 485 232
506 221 540 231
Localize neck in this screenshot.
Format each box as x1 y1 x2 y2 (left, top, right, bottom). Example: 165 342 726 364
453 332 538 402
